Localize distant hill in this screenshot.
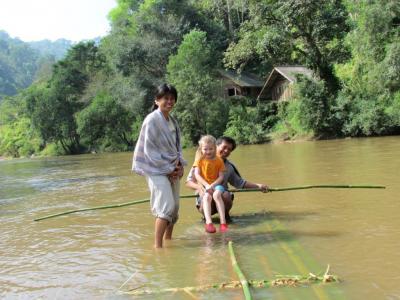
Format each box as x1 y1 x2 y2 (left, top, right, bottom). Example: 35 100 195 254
0 30 73 99
28 38 73 60
0 30 41 98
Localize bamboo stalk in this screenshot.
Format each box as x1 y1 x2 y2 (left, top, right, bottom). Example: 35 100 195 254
119 281 242 296
228 241 252 300
230 184 386 193
34 184 385 221
119 272 339 296
34 198 153 221
33 194 197 221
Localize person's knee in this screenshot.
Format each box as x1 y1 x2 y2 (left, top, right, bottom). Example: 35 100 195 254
222 190 230 199
213 190 223 200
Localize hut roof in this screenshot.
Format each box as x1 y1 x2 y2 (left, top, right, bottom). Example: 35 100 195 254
257 66 314 100
273 66 313 82
218 69 264 87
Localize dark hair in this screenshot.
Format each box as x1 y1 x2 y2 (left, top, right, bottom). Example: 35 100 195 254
152 83 178 111
216 136 237 151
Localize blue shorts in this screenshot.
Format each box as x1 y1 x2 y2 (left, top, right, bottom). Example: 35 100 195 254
214 184 225 192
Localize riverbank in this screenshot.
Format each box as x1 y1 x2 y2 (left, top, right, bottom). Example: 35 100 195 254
269 131 315 144
1 134 398 160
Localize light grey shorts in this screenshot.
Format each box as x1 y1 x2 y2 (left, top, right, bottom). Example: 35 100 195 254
145 175 180 224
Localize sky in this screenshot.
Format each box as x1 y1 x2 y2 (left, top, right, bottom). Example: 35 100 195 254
0 0 117 42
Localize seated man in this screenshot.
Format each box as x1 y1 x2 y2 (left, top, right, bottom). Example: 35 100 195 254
186 136 269 221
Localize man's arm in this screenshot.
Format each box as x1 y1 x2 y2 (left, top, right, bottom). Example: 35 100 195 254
243 181 269 192
185 167 205 195
227 161 268 192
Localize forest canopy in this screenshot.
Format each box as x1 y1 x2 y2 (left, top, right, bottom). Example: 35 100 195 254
1 0 399 158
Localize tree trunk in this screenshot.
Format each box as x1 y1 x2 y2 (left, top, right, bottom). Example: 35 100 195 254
302 31 339 94
59 138 69 153
226 0 233 37
316 64 339 95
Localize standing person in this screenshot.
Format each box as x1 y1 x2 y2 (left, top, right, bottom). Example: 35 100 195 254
132 84 185 248
186 136 268 221
193 135 228 233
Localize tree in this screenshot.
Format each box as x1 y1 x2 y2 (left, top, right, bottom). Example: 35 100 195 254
76 92 134 151
224 0 350 93
295 76 336 136
335 0 400 136
26 42 105 154
103 0 228 105
167 29 229 144
195 0 250 40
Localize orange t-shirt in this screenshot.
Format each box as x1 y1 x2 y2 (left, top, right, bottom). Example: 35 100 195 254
193 156 225 184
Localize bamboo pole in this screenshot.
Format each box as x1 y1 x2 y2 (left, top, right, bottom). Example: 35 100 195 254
34 198 153 221
34 184 385 221
228 241 252 300
119 281 242 296
33 194 196 221
230 184 386 193
119 269 339 296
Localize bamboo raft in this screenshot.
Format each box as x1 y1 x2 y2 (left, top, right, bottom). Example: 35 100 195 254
33 184 383 297
118 242 339 299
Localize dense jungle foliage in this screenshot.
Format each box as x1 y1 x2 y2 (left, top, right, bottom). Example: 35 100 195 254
0 31 50 98
0 0 399 157
0 31 73 100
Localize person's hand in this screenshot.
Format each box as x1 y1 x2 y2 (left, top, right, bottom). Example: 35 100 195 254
168 174 178 183
176 164 184 178
257 183 269 193
168 164 184 183
205 184 214 195
196 183 206 196
167 170 179 183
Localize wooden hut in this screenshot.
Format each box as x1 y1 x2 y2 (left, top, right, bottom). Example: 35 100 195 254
217 69 266 99
258 66 313 101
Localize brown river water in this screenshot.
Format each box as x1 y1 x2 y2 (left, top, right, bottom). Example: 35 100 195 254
0 136 399 299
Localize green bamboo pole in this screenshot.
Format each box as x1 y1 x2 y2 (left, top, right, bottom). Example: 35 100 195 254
34 198 152 221
230 184 386 193
119 272 339 296
34 184 385 221
228 241 253 300
33 194 196 221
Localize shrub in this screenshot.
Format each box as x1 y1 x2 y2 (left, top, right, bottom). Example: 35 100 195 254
224 105 267 144
295 77 335 137
271 100 309 139
0 118 42 157
40 142 66 156
335 91 400 136
76 92 134 152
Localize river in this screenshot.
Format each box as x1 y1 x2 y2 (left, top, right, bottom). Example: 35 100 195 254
1 136 399 299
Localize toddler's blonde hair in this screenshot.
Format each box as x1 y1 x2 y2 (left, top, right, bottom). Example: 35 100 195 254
195 135 217 161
